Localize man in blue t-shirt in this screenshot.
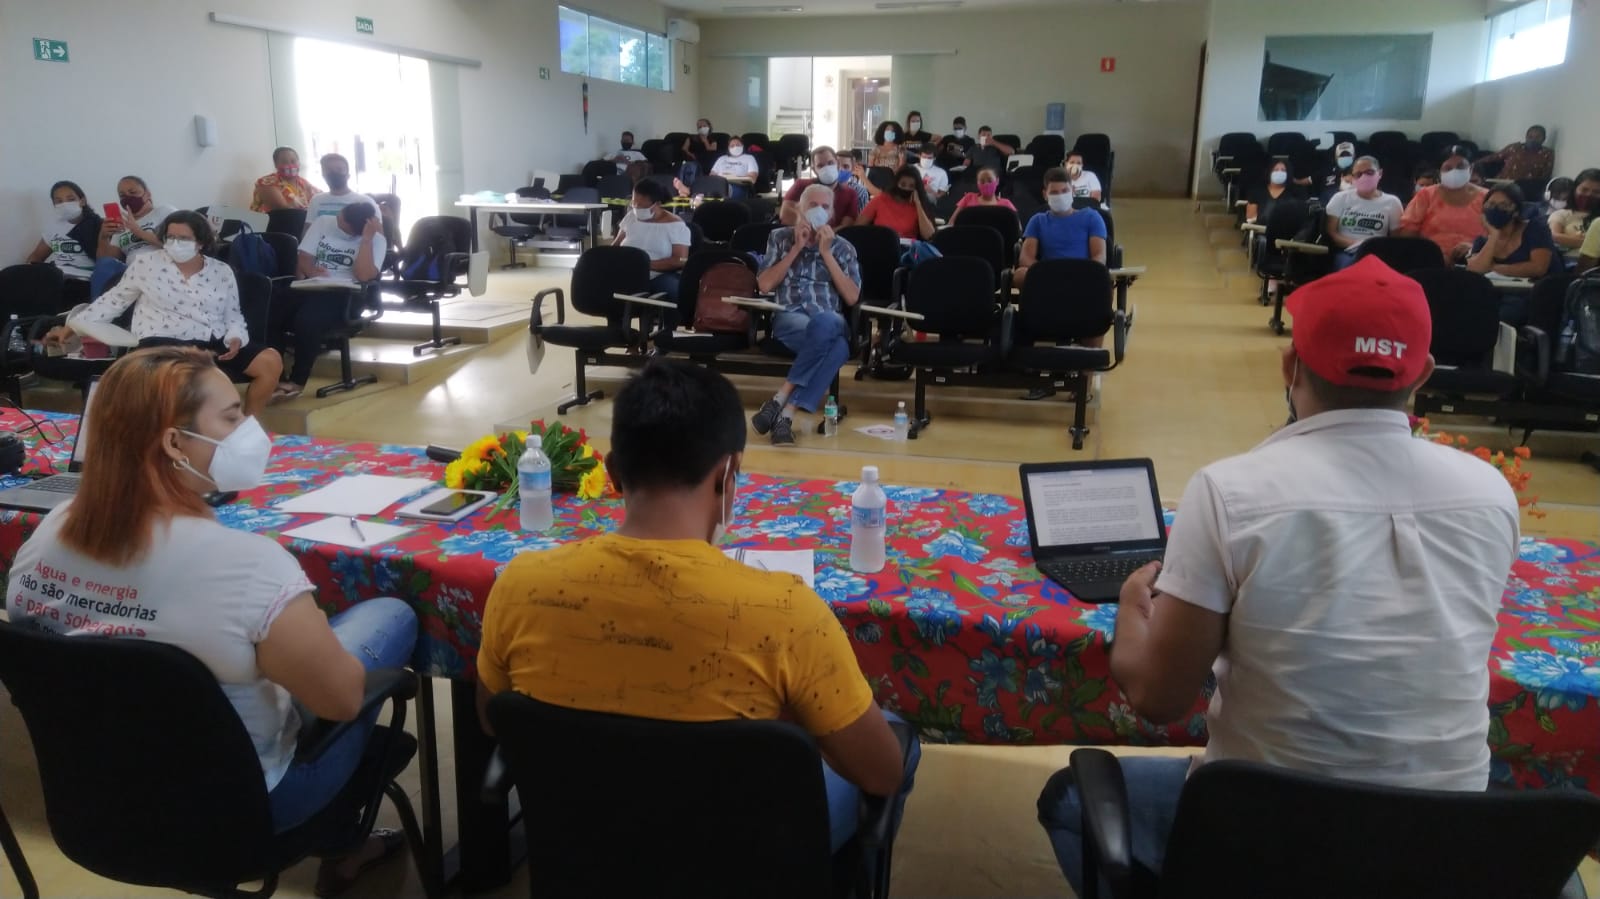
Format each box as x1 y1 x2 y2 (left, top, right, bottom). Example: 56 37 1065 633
1016 167 1108 291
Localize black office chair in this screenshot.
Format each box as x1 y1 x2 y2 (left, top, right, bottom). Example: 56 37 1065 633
1409 268 1520 420
1027 134 1067 170
483 691 912 899
692 199 751 245
742 194 778 224
930 225 1008 293
223 272 273 386
732 221 782 256
1354 236 1447 274
952 205 1022 266
299 282 384 399
488 186 548 270
1252 197 1328 333
777 133 812 177
741 131 772 151
1419 130 1461 164
532 245 656 414
580 160 615 187
837 224 905 379
383 215 473 355
693 174 731 199
647 249 759 360
1008 259 1129 449
265 208 307 237
0 263 67 404
1518 272 1600 445
0 619 435 899
1066 747 1600 899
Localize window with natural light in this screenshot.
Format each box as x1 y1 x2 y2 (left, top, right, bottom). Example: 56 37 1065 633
1484 0 1571 82
559 6 671 91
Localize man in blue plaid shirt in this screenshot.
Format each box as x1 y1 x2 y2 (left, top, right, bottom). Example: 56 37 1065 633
750 184 863 446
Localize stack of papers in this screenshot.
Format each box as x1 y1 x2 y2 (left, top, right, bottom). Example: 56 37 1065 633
726 548 816 587
283 517 412 549
276 475 438 516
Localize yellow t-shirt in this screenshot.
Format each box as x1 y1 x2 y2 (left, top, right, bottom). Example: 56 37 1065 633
478 533 874 737
1583 220 1600 260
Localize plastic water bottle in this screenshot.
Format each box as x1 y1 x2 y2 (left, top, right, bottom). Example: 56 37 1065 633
823 395 839 437
893 402 910 442
5 315 25 354
850 466 887 574
517 435 554 532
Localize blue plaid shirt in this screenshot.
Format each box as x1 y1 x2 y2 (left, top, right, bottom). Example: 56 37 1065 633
760 227 862 317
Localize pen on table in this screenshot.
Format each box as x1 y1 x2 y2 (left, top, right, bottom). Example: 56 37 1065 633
348 517 368 543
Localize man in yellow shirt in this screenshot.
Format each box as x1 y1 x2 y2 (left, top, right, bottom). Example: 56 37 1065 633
477 359 917 855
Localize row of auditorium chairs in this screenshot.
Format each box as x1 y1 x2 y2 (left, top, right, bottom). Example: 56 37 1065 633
1214 130 1478 208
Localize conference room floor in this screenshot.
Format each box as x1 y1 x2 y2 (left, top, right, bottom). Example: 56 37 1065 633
1 199 1595 897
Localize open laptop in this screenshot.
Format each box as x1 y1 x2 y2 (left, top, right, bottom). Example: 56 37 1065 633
0 380 98 513
1019 459 1167 604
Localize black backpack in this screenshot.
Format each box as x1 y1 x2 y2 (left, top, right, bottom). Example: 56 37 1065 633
226 224 277 280
1557 273 1600 375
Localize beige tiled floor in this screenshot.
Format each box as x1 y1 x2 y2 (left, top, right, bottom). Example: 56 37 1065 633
2 199 1596 898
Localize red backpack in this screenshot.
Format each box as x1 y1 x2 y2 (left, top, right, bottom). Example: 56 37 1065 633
693 262 757 334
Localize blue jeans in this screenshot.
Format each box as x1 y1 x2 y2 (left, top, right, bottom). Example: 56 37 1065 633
89 257 126 299
649 271 682 301
773 309 850 414
1333 247 1361 270
268 597 419 832
1036 756 1190 895
824 711 921 854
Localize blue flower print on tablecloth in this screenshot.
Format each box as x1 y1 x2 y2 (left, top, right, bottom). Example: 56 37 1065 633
816 566 869 603
964 493 1014 516
1023 661 1061 704
1006 518 1030 549
761 515 826 539
906 586 966 645
439 529 552 563
833 483 945 505
416 638 465 679
979 557 1022 588
1519 538 1574 566
1506 606 1560 626
263 468 325 487
267 435 318 453
1498 651 1600 711
924 530 987 564
970 649 1019 708
327 552 371 601
213 503 295 533
982 713 1011 740
1079 604 1118 639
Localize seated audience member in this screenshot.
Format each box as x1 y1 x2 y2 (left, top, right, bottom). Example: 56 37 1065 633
1323 156 1403 269
1549 170 1599 251
780 147 861 229
1037 257 1519 895
936 116 976 172
680 118 721 185
92 175 177 299
613 178 689 299
1414 165 1440 195
902 111 934 152
251 147 320 214
1313 141 1357 202
274 203 386 400
857 166 936 241
304 154 380 229
477 359 915 856
50 211 285 416
1467 183 1558 287
968 127 1014 174
1579 218 1600 273
837 151 873 210
26 180 101 304
1483 124 1555 182
612 130 646 173
949 168 1017 225
1245 160 1304 224
752 185 862 446
1064 152 1102 203
1397 147 1486 262
869 121 905 171
709 136 761 198
1014 167 1108 291
915 145 949 198
7 345 419 891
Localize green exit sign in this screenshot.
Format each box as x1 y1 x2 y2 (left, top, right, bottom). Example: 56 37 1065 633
355 17 375 34
33 38 68 63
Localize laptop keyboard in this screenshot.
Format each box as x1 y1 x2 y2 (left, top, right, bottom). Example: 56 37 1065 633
1039 555 1160 584
30 475 80 494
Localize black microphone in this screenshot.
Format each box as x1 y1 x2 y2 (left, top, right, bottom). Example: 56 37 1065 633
425 444 462 464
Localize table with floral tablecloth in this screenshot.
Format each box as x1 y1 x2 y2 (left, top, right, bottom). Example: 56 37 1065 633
0 411 1595 793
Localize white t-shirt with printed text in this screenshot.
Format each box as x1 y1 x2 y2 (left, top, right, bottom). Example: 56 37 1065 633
42 220 94 280
112 204 178 258
1324 190 1404 248
1069 171 1103 198
710 154 761 181
299 216 387 282
305 191 381 225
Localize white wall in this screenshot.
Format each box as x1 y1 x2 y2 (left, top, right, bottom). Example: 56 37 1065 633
1195 0 1489 194
1470 0 1599 175
0 0 698 260
696 2 1209 197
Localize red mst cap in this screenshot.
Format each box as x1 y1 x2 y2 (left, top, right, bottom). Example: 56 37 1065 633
1285 255 1432 390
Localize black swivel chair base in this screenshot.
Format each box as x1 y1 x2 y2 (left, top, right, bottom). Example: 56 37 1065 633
500 262 528 271
412 335 463 357
557 390 604 415
316 373 378 399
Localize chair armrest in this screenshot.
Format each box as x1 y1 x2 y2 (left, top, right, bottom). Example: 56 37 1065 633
614 292 678 310
1240 223 1266 234
1521 326 1551 382
1220 167 1241 178
295 668 418 764
1233 200 1248 208
1068 748 1137 896
723 296 786 312
858 305 926 322
1213 154 1234 165
1108 266 1145 282
481 747 513 803
1493 322 1518 375
533 286 566 327
1274 239 1329 255
444 251 471 278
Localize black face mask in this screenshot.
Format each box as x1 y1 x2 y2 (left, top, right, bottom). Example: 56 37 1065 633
1284 386 1298 425
325 173 350 191
621 141 634 150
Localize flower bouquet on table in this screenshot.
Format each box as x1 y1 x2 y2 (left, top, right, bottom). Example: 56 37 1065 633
1410 416 1543 519
443 420 609 516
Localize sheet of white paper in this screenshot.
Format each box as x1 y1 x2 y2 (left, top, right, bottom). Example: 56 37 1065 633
855 424 898 441
276 475 440 516
725 548 816 588
282 516 413 549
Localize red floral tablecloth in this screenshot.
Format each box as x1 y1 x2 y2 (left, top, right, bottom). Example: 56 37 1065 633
1 412 1595 792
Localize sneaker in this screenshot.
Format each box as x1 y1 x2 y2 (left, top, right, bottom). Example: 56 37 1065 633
770 416 796 446
1021 387 1057 401
751 399 782 435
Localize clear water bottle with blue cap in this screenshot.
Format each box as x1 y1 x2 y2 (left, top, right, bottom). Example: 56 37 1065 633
893 402 910 441
823 395 839 437
850 465 887 573
518 434 554 532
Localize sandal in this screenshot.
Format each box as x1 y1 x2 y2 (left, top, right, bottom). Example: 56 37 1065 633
272 383 303 401
313 828 408 898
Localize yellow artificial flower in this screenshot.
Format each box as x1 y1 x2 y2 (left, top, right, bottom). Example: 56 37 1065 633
462 435 502 463
581 443 596 459
578 461 608 500
444 456 469 489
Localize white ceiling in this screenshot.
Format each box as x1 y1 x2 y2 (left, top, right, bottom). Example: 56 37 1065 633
675 0 1178 19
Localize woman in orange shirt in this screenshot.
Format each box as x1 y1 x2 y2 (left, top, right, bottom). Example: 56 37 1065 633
856 165 936 241
1397 146 1486 262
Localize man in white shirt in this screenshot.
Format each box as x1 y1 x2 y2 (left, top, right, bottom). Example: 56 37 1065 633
1037 257 1520 895
612 131 646 173
915 146 948 198
273 203 386 398
709 137 761 198
304 154 381 231
1324 155 1404 269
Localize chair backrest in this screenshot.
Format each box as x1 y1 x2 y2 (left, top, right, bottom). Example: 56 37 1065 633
0 263 68 318
904 256 997 337
554 187 600 230
740 131 771 150
0 620 277 891
488 691 833 898
1266 131 1307 159
1409 267 1503 366
740 195 778 224
580 160 615 186
1027 134 1067 169
501 185 548 227
1368 130 1409 154
777 133 811 173
956 205 1022 263
640 138 671 170
1263 196 1312 245
1527 271 1573 335
570 245 653 319
731 222 781 258
1354 236 1447 274
692 200 752 243
597 173 634 204
673 249 757 327
930 226 1006 290
260 232 301 280
265 207 306 237
398 215 473 282
236 272 272 344
1015 258 1113 343
1072 133 1111 166
1217 132 1263 161
693 174 731 199
1160 759 1600 898
838 224 903 304
1419 130 1460 160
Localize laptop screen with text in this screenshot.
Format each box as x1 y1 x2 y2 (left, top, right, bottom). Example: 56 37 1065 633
1025 466 1162 550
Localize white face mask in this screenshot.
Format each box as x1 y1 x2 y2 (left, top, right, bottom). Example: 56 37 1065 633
165 239 198 264
908 119 921 131
953 128 966 139
1549 198 1568 211
1440 167 1472 190
1270 170 1289 185
918 157 933 169
728 145 744 157
633 204 656 221
55 201 82 221
1047 193 1074 213
698 126 710 136
1067 164 1083 177
815 164 839 185
978 134 989 147
804 205 832 230
1337 155 1354 169
710 457 736 544
883 130 897 143
179 417 273 493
